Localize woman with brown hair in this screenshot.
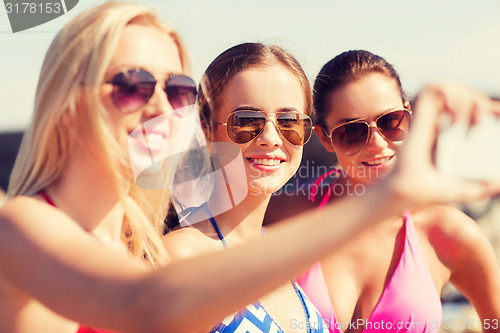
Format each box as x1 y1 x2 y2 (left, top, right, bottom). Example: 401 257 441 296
297 50 500 333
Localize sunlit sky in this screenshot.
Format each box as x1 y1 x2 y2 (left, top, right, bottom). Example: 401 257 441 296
1 0 499 131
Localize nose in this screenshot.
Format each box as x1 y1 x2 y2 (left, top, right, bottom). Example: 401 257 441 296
142 84 173 118
255 119 283 147
364 125 388 151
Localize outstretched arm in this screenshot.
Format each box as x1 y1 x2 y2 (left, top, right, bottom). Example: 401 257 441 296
0 83 499 333
0 178 402 332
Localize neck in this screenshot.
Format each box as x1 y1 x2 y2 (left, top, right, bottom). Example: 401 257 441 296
45 143 126 249
332 173 372 199
209 192 271 243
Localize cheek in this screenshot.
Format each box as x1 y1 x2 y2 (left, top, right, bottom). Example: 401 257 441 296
276 146 302 186
100 85 115 112
336 153 357 169
289 147 303 171
390 140 404 153
110 114 131 134
211 126 229 142
99 88 128 138
336 153 362 180
110 114 145 155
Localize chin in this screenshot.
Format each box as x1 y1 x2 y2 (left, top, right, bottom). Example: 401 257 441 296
247 179 283 197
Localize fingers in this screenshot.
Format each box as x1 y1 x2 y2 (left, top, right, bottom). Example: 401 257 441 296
415 82 491 122
438 178 491 203
484 181 500 198
391 82 499 205
410 82 494 154
467 90 496 126
492 99 500 117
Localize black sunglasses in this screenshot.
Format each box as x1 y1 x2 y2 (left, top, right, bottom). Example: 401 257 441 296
325 109 412 155
106 68 197 113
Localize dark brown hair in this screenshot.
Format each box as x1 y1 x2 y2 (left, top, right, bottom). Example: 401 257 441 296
313 50 405 128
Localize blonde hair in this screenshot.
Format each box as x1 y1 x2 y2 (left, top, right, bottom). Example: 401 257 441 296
8 1 191 266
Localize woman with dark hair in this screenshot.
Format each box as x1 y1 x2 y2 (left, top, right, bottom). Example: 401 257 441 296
297 50 500 333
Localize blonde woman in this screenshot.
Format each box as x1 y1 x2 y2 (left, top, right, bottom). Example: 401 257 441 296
0 1 499 333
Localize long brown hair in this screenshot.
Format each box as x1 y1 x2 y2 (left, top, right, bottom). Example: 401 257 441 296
313 50 406 128
198 42 313 130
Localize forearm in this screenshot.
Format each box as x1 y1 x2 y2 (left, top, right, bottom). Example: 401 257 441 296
141 179 410 332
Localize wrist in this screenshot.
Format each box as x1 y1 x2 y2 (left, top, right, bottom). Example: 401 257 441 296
376 176 418 213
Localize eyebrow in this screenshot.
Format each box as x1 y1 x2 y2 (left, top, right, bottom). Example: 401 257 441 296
334 107 403 126
335 117 363 125
232 106 300 113
106 66 182 80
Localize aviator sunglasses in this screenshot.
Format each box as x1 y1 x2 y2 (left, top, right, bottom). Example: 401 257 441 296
106 68 197 112
212 110 314 146
325 108 412 155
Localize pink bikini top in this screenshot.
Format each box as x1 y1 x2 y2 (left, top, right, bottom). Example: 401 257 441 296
77 326 115 333
39 191 119 333
297 210 442 333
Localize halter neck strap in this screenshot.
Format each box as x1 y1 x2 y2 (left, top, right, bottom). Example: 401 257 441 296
39 190 56 207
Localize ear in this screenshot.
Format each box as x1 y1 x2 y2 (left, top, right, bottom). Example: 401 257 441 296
200 120 214 153
200 120 209 139
404 100 411 110
314 125 336 152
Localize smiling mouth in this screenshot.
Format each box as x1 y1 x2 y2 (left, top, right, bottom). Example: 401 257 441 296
248 158 283 166
361 155 394 167
145 132 166 145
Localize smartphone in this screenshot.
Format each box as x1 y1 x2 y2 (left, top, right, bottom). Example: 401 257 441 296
436 114 500 181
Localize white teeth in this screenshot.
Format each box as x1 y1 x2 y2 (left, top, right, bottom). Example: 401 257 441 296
145 133 165 149
364 156 391 166
251 158 282 166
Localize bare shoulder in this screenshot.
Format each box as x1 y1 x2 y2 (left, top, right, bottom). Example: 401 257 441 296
1 195 42 216
0 195 82 237
412 204 476 232
0 196 154 327
163 224 217 261
412 204 489 268
0 195 146 279
1 195 62 230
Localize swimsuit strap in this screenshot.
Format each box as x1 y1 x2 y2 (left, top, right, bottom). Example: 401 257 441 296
206 206 228 248
39 190 56 207
292 280 312 333
310 168 340 210
209 214 266 249
208 214 316 333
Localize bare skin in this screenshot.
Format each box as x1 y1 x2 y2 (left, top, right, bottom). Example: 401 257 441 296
0 21 499 333
164 64 315 332
312 75 500 333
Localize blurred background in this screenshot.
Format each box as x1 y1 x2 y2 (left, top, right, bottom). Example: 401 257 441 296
1 1 499 331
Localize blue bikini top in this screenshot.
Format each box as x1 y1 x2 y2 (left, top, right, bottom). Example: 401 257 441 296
208 216 328 333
